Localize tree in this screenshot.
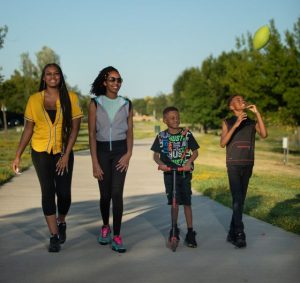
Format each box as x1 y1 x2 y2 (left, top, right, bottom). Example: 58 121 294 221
132 98 148 115
36 46 60 76
20 53 38 79
0 46 67 114
0 70 35 113
281 18 300 126
0 25 8 49
0 25 8 83
152 93 171 119
172 67 198 112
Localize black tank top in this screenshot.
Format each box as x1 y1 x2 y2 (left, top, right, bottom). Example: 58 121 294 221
46 110 56 124
225 116 256 166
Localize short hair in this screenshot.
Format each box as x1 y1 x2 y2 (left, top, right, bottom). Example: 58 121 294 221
163 106 179 117
227 94 243 107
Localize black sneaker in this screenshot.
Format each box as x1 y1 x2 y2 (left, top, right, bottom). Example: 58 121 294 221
235 232 247 248
58 222 67 244
226 232 236 245
185 231 197 248
169 227 180 241
48 234 61 252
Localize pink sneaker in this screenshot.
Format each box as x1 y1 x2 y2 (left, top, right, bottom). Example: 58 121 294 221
112 235 126 253
98 225 111 245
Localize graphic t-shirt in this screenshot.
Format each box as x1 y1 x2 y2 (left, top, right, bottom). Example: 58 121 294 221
151 128 199 169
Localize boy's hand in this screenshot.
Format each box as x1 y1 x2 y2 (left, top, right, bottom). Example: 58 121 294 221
182 164 192 171
234 112 247 128
246 104 258 114
158 164 169 171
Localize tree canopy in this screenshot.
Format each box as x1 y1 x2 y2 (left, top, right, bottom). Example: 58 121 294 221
0 45 87 114
133 18 300 129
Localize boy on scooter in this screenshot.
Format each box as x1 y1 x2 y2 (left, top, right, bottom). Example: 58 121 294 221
151 106 199 248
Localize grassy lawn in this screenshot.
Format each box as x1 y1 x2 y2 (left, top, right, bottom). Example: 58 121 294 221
1 121 300 235
0 128 32 185
192 164 300 235
0 124 90 185
192 126 300 235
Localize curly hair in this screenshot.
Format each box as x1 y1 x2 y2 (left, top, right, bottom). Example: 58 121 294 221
90 66 120 96
39 63 72 153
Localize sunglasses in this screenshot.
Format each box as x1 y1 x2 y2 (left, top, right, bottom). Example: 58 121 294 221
106 77 123 83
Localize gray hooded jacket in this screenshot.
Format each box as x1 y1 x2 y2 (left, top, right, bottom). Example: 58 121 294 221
94 96 131 150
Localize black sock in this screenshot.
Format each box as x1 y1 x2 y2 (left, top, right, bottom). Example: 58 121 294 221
188 228 193 233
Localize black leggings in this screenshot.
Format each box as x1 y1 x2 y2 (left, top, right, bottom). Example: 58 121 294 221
31 149 74 216
97 146 127 236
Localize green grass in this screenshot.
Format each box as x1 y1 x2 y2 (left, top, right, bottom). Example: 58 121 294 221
0 124 91 185
0 128 32 185
133 120 163 139
193 163 300 235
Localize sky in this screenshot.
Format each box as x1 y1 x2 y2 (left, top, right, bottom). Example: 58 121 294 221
0 0 299 99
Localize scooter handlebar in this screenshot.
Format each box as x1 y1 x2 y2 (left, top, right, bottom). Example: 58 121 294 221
157 165 189 172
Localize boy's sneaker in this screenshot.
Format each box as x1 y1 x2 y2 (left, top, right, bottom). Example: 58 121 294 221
185 230 197 248
234 232 247 248
98 225 112 245
226 232 236 245
169 227 180 241
58 222 67 244
48 234 61 253
111 235 126 253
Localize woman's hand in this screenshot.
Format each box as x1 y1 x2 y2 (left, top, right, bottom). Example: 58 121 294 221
56 154 69 176
116 152 132 172
12 157 21 174
93 162 104 180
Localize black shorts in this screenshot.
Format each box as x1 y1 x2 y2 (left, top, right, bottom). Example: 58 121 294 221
163 172 192 205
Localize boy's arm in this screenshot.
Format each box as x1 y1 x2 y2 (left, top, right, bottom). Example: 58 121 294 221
247 104 268 139
220 113 247 148
153 152 169 171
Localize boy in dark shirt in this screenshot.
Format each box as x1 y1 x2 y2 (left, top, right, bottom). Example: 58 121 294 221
151 106 199 247
220 95 267 248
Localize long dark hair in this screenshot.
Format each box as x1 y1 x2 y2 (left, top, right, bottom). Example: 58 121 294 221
90 66 120 96
39 63 72 153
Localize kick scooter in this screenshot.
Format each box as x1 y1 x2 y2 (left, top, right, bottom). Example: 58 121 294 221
159 166 186 252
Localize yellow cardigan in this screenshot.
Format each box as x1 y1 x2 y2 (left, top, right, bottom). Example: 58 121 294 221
24 91 83 154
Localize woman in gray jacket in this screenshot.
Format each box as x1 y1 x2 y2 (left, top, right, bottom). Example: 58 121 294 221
88 66 133 253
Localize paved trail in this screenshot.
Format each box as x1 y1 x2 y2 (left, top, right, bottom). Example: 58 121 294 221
0 140 299 283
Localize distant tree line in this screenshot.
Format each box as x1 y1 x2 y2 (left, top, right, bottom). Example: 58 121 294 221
132 18 300 135
0 30 89 118
1 18 300 133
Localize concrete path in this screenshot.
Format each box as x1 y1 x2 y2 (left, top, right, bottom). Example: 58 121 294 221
0 140 299 283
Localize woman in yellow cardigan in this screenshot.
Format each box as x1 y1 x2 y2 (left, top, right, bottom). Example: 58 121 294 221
12 63 83 252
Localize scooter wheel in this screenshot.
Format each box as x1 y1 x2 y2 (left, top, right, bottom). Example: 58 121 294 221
169 237 178 252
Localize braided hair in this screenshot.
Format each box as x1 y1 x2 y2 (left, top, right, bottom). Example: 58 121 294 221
39 63 72 153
